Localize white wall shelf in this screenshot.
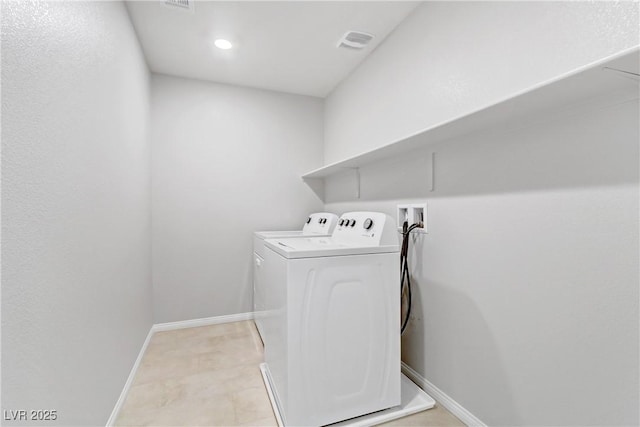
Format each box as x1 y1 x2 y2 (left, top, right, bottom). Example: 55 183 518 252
302 48 639 184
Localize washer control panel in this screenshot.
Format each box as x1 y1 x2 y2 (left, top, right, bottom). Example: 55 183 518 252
302 212 339 235
333 212 397 247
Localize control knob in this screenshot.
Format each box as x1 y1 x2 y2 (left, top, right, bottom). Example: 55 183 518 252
306 217 311 224
363 218 373 230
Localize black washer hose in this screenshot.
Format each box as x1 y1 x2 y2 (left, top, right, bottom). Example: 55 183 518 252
401 221 420 334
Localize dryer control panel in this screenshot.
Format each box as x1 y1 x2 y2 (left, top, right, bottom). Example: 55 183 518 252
333 212 398 247
302 212 339 235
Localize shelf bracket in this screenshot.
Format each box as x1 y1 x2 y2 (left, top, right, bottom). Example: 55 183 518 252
302 176 325 201
354 167 361 199
430 152 435 192
603 66 640 83
339 167 361 199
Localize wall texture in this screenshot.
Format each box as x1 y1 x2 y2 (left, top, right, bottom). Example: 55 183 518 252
151 75 324 323
325 1 640 163
323 1 639 425
1 2 152 425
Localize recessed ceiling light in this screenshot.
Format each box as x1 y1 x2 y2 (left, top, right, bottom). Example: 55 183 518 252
214 39 233 50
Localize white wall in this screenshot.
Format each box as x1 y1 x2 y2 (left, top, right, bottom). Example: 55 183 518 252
1 1 152 425
325 1 639 163
151 75 323 323
323 2 639 425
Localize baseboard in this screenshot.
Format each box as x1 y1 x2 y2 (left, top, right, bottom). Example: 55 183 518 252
152 311 254 332
106 311 255 426
105 327 154 427
401 362 486 427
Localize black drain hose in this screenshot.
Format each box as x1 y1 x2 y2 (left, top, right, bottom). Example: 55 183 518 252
401 221 420 335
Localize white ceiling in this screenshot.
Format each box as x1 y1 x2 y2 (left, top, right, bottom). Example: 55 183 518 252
125 1 420 97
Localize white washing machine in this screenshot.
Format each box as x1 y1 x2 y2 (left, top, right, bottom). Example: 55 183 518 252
253 212 338 342
261 212 401 426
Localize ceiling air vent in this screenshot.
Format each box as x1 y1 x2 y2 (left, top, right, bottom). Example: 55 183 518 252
337 31 374 50
164 0 193 11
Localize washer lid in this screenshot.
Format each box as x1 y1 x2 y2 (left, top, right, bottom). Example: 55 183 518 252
264 236 399 259
254 230 306 240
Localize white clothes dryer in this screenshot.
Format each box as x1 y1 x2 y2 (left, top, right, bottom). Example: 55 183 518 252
261 212 401 426
253 212 338 342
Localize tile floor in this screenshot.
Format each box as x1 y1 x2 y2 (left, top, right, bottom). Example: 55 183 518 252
116 321 465 427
